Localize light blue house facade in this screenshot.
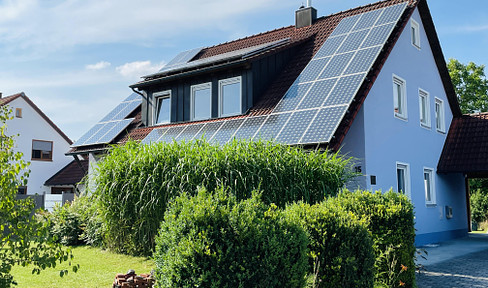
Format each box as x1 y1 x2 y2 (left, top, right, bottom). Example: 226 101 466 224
342 6 467 245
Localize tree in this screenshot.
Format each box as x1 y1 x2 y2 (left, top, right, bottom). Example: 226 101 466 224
447 58 488 114
0 105 77 287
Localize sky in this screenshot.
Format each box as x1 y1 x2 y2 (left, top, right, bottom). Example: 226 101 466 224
1 0 487 141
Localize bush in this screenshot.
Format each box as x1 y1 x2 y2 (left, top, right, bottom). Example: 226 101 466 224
94 139 354 255
328 190 416 288
471 189 488 223
48 202 84 246
285 202 375 288
154 187 309 288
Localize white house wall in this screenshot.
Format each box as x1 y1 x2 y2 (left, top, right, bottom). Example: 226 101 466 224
5 97 72 195
341 8 467 246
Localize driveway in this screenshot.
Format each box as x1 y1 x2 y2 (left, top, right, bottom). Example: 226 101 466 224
416 234 488 287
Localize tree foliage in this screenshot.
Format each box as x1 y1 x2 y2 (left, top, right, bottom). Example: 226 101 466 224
0 105 77 287
447 58 488 114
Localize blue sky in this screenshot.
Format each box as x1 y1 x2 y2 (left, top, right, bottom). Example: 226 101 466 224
1 0 487 141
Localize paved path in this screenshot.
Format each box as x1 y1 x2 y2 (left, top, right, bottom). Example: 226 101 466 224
416 234 488 287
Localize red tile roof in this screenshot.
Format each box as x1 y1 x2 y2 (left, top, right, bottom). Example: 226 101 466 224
44 159 88 186
1 92 73 145
438 113 488 175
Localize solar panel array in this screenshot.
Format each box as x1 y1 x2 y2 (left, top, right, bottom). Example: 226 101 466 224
141 3 408 146
73 93 141 147
144 38 290 78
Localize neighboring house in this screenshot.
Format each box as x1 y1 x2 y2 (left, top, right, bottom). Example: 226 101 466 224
68 0 470 245
0 92 74 196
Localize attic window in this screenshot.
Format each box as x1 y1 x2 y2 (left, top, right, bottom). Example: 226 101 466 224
435 98 445 133
32 140 53 161
191 83 212 121
393 75 407 120
411 19 420 48
154 90 171 125
219 76 242 117
15 108 22 118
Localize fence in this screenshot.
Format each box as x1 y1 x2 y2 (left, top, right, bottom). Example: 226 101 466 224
16 192 75 212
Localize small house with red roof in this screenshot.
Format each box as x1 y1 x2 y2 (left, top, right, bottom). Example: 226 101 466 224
67 0 471 245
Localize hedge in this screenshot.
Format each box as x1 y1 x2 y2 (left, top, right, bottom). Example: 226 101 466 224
93 139 354 255
284 202 375 288
154 187 309 288
329 190 416 288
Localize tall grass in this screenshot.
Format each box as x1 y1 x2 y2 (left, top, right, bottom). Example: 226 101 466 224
93 139 355 256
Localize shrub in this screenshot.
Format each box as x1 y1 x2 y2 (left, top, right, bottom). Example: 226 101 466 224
329 190 416 288
94 139 354 255
471 189 488 223
154 187 309 288
284 202 375 288
49 202 84 246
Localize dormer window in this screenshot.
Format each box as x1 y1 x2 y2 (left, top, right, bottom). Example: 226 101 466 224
411 19 420 48
219 76 242 117
154 90 171 125
191 83 212 121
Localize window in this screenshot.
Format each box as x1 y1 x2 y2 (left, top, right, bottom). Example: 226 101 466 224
393 75 407 120
219 76 242 117
154 91 171 124
411 19 420 48
419 89 430 128
396 162 410 198
435 98 445 133
424 168 436 205
15 108 22 118
17 186 27 195
32 140 53 161
191 83 212 121
51 187 74 194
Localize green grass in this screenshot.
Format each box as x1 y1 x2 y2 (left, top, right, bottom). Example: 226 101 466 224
10 246 154 288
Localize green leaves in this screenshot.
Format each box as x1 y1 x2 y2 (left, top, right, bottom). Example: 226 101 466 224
447 58 488 114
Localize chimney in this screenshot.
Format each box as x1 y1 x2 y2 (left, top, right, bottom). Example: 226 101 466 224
0 92 2 98
295 1 317 29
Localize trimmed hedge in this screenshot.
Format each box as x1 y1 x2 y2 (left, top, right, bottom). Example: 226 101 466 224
154 187 309 288
329 190 416 288
94 139 354 255
285 202 375 288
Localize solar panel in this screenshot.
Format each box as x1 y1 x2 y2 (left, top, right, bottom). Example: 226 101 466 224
176 123 205 142
83 122 118 146
253 113 291 141
210 118 245 144
295 57 331 83
298 78 337 110
123 93 141 102
164 47 203 68
276 109 318 144
233 116 267 140
73 123 105 146
111 100 140 121
352 9 383 32
141 128 169 145
361 23 395 48
322 73 366 107
344 46 382 74
159 126 186 143
376 3 408 26
273 83 313 113
96 119 133 144
329 14 361 37
194 122 224 140
300 106 348 144
336 29 370 54
99 102 129 123
318 52 354 80
314 35 347 59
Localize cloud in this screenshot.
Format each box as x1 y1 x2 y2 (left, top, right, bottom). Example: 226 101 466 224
86 61 111 70
116 61 164 80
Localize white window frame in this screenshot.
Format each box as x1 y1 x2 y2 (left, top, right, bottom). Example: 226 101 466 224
218 76 242 117
435 97 446 133
393 75 408 120
396 162 411 198
418 88 431 128
154 90 171 125
423 167 436 206
411 19 421 49
190 82 212 121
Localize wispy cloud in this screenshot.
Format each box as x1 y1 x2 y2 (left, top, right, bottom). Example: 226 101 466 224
455 25 488 33
116 61 164 80
86 61 111 70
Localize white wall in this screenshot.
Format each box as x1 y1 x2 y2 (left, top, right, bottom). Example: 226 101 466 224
5 97 72 195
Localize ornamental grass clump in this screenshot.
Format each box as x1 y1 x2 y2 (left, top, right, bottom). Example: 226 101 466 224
93 139 354 256
153 187 309 288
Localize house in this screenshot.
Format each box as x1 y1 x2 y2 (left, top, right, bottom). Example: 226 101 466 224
68 0 470 245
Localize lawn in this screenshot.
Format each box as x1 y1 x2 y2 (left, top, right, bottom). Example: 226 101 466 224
10 246 154 288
